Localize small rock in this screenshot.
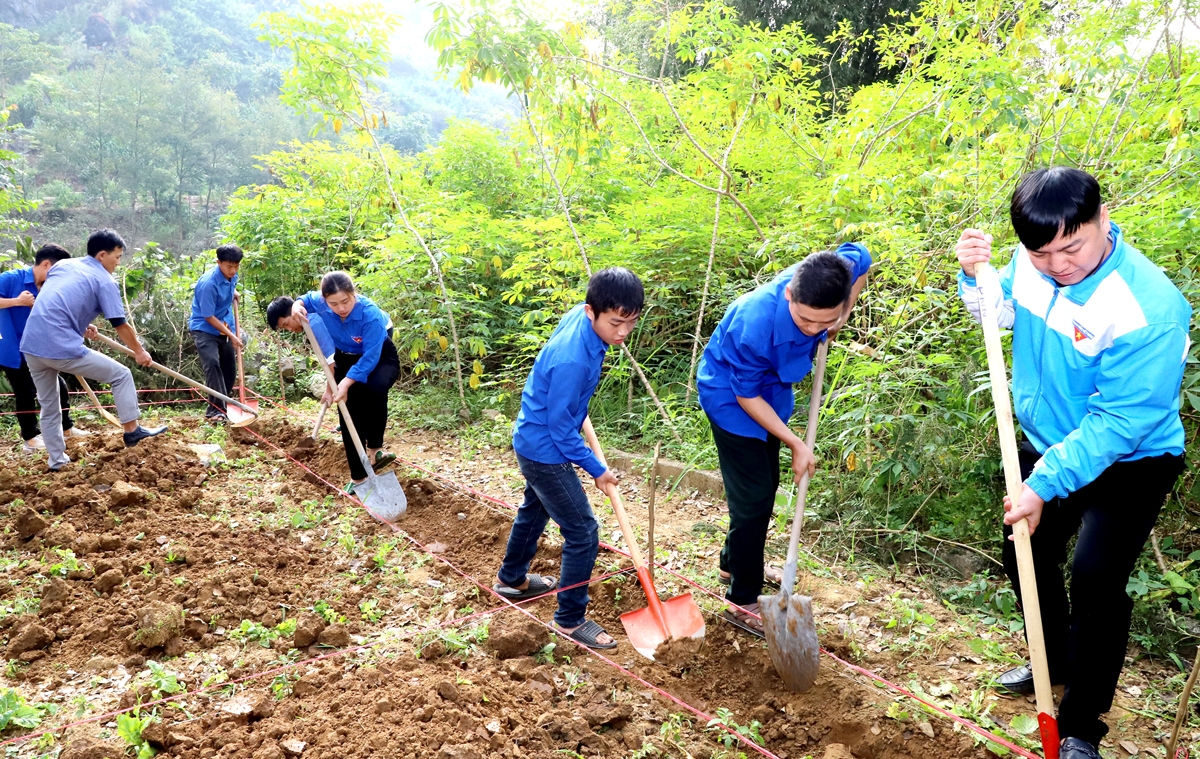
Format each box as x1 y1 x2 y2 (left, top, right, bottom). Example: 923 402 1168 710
141 720 167 748
15 507 47 540
134 601 184 648
293 613 326 648
427 542 448 554
316 623 349 648
83 655 119 673
1118 741 1139 756
437 681 461 702
280 739 307 756
93 568 124 594
822 745 856 759
917 722 935 739
482 409 502 420
7 623 53 658
109 481 146 508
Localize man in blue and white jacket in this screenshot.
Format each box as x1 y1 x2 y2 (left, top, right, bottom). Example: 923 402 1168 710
956 167 1190 759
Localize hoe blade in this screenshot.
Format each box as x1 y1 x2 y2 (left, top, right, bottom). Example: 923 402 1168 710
620 592 705 660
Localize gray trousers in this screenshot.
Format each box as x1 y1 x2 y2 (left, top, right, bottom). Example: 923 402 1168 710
190 330 236 417
25 350 139 469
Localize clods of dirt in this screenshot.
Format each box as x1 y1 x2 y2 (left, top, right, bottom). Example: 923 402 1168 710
484 616 551 659
652 633 705 668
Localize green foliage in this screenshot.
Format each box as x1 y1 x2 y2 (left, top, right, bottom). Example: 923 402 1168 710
116 709 157 759
0 687 53 731
706 707 764 750
229 618 296 648
144 661 183 699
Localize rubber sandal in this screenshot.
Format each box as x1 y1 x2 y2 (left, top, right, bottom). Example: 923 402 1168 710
718 565 783 589
555 619 618 650
372 451 397 472
493 574 558 601
722 608 766 639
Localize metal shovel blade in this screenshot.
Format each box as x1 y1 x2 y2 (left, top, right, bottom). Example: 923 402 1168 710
760 590 819 692
620 592 706 660
357 469 408 524
226 399 258 427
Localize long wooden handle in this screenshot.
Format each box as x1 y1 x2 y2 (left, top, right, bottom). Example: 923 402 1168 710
233 300 246 404
977 263 1059 757
582 417 669 629
780 338 829 596
91 333 257 416
74 375 122 427
311 401 330 438
300 318 372 472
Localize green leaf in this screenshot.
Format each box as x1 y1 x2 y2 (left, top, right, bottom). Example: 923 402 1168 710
1011 713 1039 735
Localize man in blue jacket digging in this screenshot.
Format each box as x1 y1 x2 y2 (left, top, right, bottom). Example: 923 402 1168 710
493 268 643 650
955 167 1190 759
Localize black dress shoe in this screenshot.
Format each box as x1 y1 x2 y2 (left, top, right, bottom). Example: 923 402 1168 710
995 663 1063 695
124 425 169 447
1060 737 1101 758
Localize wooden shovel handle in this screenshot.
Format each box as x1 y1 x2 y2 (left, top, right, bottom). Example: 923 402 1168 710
977 263 1058 750
74 375 122 427
90 333 257 416
300 318 371 471
233 300 246 403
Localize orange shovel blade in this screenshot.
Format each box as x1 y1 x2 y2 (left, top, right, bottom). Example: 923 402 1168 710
226 398 259 427
619 592 705 660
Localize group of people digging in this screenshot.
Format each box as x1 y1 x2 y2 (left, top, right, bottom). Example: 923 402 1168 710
2 167 1188 759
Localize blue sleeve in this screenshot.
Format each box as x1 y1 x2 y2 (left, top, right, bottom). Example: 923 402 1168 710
346 312 388 383
836 242 872 280
300 291 322 313
310 317 335 361
194 279 217 319
719 316 774 399
546 362 606 477
1026 322 1189 500
0 270 21 299
97 277 126 321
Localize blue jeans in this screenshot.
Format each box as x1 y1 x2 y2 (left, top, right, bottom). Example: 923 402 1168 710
498 453 600 628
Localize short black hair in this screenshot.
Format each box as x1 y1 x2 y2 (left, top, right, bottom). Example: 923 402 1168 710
34 244 71 266
788 250 853 309
216 244 244 264
86 229 125 258
585 267 644 317
266 296 293 330
320 271 355 298
1010 167 1103 251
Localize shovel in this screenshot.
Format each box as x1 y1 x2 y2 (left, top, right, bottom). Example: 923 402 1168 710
300 318 407 524
976 262 1059 759
760 337 829 693
295 401 330 452
92 334 258 427
74 375 122 427
226 300 258 426
582 419 705 660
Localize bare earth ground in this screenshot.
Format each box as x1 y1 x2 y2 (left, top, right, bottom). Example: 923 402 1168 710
0 406 1195 759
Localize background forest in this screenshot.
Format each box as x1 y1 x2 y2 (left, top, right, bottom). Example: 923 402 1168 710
2 0 1200 666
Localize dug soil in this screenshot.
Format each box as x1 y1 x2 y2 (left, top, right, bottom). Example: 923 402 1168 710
0 411 1179 759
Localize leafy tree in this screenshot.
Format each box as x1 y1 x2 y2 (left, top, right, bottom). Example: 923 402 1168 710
0 22 42 105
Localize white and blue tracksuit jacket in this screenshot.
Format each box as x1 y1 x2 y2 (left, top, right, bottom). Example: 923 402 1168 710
959 223 1191 502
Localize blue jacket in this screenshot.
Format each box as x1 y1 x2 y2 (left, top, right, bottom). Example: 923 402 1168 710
959 223 1190 501
698 243 873 439
188 266 238 336
0 267 37 369
299 291 391 384
512 304 608 477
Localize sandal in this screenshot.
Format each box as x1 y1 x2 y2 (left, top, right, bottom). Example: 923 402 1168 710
722 603 765 639
718 564 784 589
493 574 558 601
372 451 397 472
554 619 618 650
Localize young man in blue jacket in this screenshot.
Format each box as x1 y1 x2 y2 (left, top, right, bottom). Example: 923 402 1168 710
697 244 870 636
956 167 1190 759
20 229 167 470
493 268 643 650
188 244 243 422
0 244 89 455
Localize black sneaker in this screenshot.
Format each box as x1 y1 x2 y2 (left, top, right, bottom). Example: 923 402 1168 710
124 425 169 448
1060 737 1102 759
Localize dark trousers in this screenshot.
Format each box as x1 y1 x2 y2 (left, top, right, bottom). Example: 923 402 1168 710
333 339 400 481
498 452 600 628
191 330 236 417
1007 444 1183 745
3 358 73 441
708 415 782 605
